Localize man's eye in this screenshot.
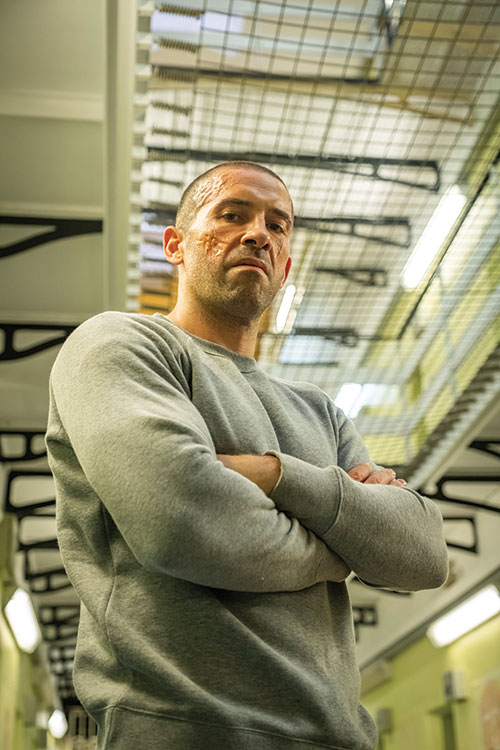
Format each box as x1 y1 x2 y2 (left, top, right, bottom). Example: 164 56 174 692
222 213 238 222
269 223 284 233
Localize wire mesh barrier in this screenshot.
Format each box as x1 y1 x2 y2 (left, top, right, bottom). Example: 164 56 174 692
131 0 500 471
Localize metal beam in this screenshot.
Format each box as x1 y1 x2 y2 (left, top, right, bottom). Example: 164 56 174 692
276 360 340 368
442 515 479 555
0 323 76 361
5 468 79 704
425 475 500 516
295 216 411 248
150 67 473 124
469 440 500 461
313 267 388 287
291 327 359 348
40 606 79 643
106 0 138 312
147 148 440 191
0 215 103 259
26 566 73 594
288 327 388 347
0 430 47 462
152 64 380 87
352 605 378 641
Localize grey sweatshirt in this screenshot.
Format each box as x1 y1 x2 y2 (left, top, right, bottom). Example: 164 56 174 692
45 311 448 750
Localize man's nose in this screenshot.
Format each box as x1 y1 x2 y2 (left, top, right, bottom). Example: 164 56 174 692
241 217 271 249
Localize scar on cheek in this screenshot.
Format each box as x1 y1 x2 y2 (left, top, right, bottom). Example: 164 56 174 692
197 229 224 256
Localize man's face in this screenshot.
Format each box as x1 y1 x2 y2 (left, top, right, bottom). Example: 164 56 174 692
174 167 293 322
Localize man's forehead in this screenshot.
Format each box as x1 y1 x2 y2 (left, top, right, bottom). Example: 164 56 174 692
201 166 293 213
215 165 288 190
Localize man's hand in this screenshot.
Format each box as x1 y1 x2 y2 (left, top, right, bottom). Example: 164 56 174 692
216 453 281 495
348 463 407 487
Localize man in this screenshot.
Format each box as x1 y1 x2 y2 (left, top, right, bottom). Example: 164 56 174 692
45 161 448 750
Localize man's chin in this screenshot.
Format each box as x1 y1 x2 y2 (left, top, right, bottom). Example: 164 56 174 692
222 292 272 323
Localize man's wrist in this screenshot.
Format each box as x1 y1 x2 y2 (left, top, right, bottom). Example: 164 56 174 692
260 454 281 495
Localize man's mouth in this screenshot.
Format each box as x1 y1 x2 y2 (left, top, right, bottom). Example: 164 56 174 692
233 258 268 275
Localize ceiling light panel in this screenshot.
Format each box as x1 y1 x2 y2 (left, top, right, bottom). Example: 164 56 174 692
151 1 390 80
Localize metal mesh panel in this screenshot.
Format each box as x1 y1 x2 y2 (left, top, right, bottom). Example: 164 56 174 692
131 0 500 473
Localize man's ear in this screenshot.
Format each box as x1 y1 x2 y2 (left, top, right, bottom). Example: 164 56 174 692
163 226 184 266
280 256 292 288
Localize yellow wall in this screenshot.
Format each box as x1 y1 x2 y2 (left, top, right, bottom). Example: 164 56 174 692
363 613 500 750
0 515 69 750
0 574 20 750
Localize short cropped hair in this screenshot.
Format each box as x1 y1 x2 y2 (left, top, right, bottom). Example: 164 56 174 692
175 161 292 233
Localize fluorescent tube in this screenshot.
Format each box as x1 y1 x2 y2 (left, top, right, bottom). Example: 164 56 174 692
402 185 466 290
276 285 296 332
334 383 398 418
48 709 68 739
427 584 500 647
334 383 363 415
4 588 42 654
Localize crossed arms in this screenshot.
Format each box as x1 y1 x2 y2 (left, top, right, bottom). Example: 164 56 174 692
216 453 407 495
216 453 448 591
46 314 449 594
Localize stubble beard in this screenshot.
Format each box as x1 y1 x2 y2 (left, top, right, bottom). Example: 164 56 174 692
186 260 278 325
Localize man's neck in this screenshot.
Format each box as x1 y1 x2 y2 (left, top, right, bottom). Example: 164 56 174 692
166 303 259 358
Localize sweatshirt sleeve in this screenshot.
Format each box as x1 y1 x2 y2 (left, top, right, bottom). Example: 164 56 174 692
46 313 349 593
265 408 449 592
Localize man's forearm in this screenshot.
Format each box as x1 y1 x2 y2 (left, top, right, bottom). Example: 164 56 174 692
216 452 352 583
270 451 448 591
223 451 448 592
216 453 282 495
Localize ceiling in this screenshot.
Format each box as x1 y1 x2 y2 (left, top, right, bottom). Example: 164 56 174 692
0 0 499 713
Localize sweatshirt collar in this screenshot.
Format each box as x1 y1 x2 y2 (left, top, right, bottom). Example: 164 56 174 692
158 315 259 373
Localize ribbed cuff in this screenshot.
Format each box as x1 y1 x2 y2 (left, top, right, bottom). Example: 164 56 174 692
264 450 343 536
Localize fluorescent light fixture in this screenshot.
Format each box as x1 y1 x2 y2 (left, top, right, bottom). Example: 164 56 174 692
334 383 363 415
349 384 396 418
276 284 296 332
204 12 244 33
402 185 466 290
48 709 68 739
152 11 244 35
427 584 500 647
334 383 397 418
4 588 42 654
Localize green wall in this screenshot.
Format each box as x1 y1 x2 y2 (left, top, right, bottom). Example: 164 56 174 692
362 613 500 750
